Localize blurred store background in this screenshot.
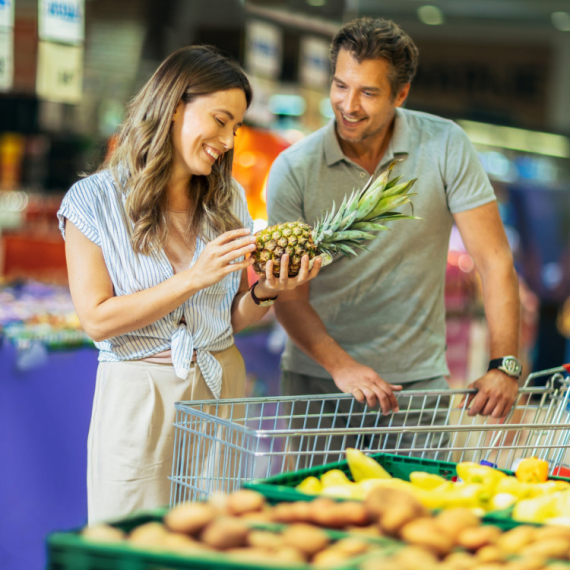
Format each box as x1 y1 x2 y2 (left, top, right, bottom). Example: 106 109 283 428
1 0 570 568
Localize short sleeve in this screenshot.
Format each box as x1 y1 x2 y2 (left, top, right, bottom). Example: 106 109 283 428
57 177 102 247
232 179 254 234
266 152 306 226
445 122 496 214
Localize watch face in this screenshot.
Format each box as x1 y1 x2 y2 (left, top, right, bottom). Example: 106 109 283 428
501 357 522 377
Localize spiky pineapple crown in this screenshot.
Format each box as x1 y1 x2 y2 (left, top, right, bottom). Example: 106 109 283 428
311 160 419 258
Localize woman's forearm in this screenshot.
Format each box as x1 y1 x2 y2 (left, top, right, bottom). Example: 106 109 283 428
231 288 271 333
81 271 200 341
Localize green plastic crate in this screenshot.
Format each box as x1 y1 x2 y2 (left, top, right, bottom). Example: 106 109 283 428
244 452 463 503
46 509 391 570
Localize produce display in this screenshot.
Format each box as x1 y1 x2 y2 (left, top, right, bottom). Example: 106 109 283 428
252 160 418 277
295 450 567 518
0 279 90 349
75 483 570 570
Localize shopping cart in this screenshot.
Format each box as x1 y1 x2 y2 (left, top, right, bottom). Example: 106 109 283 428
169 365 570 505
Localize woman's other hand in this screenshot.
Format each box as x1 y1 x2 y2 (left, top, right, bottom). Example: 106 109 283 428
191 228 256 290
255 254 322 298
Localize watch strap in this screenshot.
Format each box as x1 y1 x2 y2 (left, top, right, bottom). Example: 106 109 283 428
250 282 278 306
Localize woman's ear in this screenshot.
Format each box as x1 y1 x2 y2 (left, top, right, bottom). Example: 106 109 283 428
172 102 183 122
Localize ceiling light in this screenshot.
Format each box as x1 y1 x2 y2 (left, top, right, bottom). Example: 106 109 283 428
417 5 444 26
552 12 570 32
457 120 570 159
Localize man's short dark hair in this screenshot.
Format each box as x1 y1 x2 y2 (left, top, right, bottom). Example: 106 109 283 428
330 17 419 99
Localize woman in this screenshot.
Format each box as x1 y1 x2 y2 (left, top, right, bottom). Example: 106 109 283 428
57 45 321 523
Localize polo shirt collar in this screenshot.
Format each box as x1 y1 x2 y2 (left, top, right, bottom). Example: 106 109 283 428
323 108 411 168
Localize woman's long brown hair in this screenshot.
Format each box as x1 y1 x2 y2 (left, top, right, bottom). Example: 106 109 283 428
101 45 252 255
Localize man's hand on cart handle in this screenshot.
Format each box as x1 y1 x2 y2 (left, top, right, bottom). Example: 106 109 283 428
331 361 403 413
459 369 519 418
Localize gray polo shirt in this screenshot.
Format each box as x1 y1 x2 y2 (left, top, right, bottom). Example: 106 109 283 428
266 108 496 384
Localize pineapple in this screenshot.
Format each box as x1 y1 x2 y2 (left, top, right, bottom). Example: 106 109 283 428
253 160 419 277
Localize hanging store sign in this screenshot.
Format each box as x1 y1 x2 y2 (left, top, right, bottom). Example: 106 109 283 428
38 0 85 44
0 29 13 90
245 20 282 80
0 0 15 29
299 36 330 89
36 41 83 103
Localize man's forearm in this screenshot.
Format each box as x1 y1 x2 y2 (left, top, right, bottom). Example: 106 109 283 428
481 264 520 359
274 299 354 375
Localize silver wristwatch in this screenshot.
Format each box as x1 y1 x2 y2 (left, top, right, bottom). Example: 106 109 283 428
488 356 522 379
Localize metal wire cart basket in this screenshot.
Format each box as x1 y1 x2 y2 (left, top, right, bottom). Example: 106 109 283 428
170 365 570 506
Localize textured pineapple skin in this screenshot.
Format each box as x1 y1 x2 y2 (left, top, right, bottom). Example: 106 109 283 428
252 221 318 277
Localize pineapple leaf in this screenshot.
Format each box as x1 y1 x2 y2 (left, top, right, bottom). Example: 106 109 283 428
331 230 377 242
351 221 389 231
383 174 403 190
335 243 358 257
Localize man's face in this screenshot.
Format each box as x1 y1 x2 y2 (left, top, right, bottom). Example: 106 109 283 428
330 48 409 145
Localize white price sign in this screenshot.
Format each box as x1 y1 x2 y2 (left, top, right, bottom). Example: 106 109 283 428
0 29 13 91
245 20 282 80
300 36 331 89
36 41 83 104
38 0 85 44
0 0 15 29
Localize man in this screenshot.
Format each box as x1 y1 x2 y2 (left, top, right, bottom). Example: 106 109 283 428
266 17 520 459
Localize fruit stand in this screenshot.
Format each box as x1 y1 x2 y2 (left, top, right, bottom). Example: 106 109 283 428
46 365 570 570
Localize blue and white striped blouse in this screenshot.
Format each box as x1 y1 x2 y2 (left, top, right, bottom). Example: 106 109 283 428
57 170 253 398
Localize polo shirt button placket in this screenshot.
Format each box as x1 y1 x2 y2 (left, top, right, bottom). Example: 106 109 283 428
360 172 366 178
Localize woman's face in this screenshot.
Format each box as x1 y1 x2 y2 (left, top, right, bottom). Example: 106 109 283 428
170 88 247 178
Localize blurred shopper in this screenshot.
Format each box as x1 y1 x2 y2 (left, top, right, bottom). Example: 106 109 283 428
57 45 320 523
268 18 520 459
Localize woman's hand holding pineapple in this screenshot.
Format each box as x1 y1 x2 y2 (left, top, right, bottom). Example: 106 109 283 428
254 252 323 298
192 227 322 296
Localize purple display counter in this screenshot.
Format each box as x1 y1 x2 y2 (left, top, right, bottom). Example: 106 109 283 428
0 341 99 570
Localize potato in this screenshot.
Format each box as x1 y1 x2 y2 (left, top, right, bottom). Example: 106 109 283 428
456 525 501 551
394 545 440 569
442 551 478 570
400 518 454 556
365 487 425 522
533 525 570 542
380 502 425 536
81 524 125 543
208 491 231 515
281 523 330 556
345 524 383 537
226 490 266 515
360 558 402 570
272 502 299 523
502 557 547 570
335 501 371 527
161 532 210 553
164 502 217 534
291 501 313 522
241 508 274 523
225 546 274 563
129 522 170 547
311 500 351 528
436 508 481 542
476 546 504 564
470 564 505 570
312 546 352 567
496 525 536 555
333 537 371 556
520 537 570 560
247 530 284 550
274 546 307 564
199 517 249 549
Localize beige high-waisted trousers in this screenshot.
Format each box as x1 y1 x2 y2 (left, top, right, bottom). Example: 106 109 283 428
87 344 245 524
